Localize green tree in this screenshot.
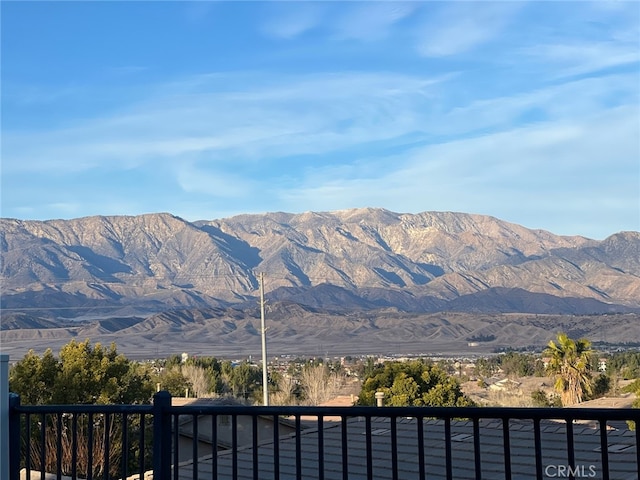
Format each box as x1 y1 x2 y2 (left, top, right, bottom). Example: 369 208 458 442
531 389 551 407
156 366 192 397
474 357 500 378
9 340 153 405
9 341 155 477
221 361 262 400
357 360 475 407
8 349 60 404
622 379 640 431
500 352 542 377
544 333 593 406
591 374 611 398
622 379 640 408
605 351 640 379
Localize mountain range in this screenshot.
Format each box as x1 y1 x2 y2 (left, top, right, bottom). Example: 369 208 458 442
1 209 639 357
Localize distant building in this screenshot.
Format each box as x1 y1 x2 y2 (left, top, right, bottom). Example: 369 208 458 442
488 378 522 393
598 357 608 372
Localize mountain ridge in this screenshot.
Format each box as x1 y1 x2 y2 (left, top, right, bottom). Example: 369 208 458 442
1 209 638 322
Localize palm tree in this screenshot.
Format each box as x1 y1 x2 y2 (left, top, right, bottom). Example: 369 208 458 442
544 332 593 406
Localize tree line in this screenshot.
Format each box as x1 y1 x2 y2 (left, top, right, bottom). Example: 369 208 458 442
9 334 640 409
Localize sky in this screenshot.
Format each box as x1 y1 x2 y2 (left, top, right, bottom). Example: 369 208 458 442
1 1 639 240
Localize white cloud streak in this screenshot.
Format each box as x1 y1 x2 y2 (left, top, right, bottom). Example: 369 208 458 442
3 0 638 238
521 42 640 78
415 2 523 57
8 67 635 177
331 2 418 41
261 3 325 39
276 104 639 238
3 72 449 174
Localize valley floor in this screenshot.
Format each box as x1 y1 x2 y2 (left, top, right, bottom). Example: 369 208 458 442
1 312 638 361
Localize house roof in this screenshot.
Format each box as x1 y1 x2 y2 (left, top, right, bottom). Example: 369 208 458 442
296 396 360 425
177 416 639 480
172 396 300 448
172 396 246 407
569 394 636 409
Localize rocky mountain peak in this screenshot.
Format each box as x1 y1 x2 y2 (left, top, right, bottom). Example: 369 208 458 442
1 209 638 319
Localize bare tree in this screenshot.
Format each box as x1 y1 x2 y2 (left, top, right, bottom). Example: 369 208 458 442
271 374 298 406
28 412 141 478
299 364 345 405
181 364 211 398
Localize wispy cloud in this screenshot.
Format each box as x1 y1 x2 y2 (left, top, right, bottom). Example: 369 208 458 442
331 2 418 41
261 3 325 39
415 2 523 57
2 0 638 238
4 68 636 184
176 163 260 198
521 42 640 78
277 103 638 238
3 71 449 175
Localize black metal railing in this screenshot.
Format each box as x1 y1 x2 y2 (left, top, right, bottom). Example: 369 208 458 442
8 392 640 480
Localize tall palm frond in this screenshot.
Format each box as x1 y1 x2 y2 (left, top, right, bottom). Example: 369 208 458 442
544 332 593 406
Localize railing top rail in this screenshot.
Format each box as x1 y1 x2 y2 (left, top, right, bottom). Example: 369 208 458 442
12 401 638 421
11 402 154 415
163 405 640 420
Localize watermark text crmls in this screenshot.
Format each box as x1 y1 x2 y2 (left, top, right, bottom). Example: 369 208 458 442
545 464 597 478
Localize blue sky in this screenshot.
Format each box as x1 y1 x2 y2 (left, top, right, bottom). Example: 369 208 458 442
1 1 639 239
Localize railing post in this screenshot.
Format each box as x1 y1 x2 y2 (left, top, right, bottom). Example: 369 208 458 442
8 394 20 480
153 391 172 480
0 354 9 480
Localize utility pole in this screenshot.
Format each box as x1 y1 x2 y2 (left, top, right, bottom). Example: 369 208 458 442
259 272 269 406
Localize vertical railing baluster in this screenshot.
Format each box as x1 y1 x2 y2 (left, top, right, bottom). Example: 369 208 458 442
192 414 199 480
122 413 129 480
174 414 180 480
87 413 94 480
232 414 238 480
444 417 452 480
473 417 482 480
391 416 398 480
534 418 543 480
152 391 172 480
40 413 46 479
417 417 425 480
365 416 373 480
55 413 62 480
296 415 302 480
25 412 32 480
211 415 217 480
139 414 146 480
317 415 324 480
273 414 280 480
566 418 575 480
635 419 640 477
502 418 511 480
8 395 21 480
71 414 78 480
1 359 10 480
252 414 259 480
599 419 609 480
341 416 348 480
104 413 111 480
